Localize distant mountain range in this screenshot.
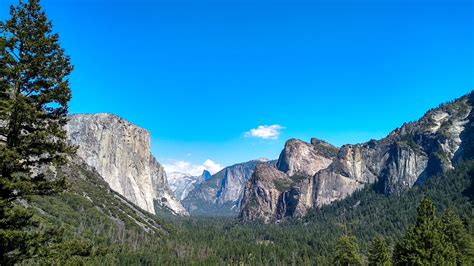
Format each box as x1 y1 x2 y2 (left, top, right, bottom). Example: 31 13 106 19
63 91 474 224
24 90 472 265
182 159 276 216
167 170 211 201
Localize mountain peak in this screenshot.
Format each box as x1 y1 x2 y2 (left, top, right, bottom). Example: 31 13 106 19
276 138 335 177
240 92 474 223
202 170 212 181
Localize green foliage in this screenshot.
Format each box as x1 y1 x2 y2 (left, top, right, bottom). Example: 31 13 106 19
0 0 73 263
398 138 419 151
312 140 339 158
393 197 473 265
0 0 74 177
368 236 391 266
17 158 472 265
166 161 474 265
273 178 292 192
289 174 308 183
274 175 307 192
181 195 239 217
441 209 474 265
21 159 173 264
334 233 362 266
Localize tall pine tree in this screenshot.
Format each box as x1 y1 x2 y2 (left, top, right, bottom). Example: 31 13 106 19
0 0 73 263
393 197 456 265
441 209 474 265
333 233 362 266
368 236 391 266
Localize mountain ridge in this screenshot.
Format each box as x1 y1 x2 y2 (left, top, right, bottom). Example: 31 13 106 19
240 91 473 223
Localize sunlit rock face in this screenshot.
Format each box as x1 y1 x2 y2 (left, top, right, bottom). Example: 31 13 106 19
66 113 188 216
240 139 338 222
240 93 473 223
276 138 337 177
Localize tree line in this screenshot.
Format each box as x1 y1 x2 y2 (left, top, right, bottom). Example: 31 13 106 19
334 197 474 265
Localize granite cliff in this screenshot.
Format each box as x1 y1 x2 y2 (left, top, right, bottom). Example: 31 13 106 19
66 113 188 216
240 139 338 222
240 92 473 223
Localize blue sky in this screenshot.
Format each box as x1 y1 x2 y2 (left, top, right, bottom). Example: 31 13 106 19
1 0 473 174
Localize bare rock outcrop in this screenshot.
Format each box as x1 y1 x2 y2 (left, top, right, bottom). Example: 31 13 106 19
239 164 292 223
66 113 188 216
276 139 337 177
240 138 338 222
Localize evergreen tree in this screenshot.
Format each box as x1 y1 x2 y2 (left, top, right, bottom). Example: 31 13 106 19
334 233 362 266
368 236 391 266
441 209 474 265
393 197 456 265
0 0 73 263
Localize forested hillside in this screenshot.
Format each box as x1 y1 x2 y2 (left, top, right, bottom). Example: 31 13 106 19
167 160 474 265
23 154 474 264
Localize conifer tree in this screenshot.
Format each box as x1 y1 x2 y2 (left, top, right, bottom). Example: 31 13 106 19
0 0 73 263
441 209 474 265
368 236 391 266
393 197 456 265
334 233 362 266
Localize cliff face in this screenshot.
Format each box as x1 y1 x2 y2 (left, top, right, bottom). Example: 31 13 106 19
276 138 338 177
66 113 188 216
239 164 291 223
240 93 473 223
182 159 275 216
240 139 337 222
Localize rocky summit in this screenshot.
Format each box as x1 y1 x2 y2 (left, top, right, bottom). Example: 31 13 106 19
276 138 338 177
66 113 188 216
240 138 338 222
240 93 473 223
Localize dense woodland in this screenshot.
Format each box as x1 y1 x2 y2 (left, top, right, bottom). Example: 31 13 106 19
18 152 474 265
0 0 473 265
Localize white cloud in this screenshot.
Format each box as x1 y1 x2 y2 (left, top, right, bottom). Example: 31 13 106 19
245 124 284 140
163 159 224 176
202 159 223 175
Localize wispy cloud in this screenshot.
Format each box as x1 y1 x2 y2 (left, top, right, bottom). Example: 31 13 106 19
245 124 284 140
163 159 223 176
